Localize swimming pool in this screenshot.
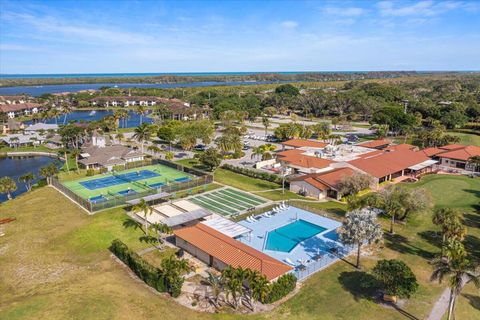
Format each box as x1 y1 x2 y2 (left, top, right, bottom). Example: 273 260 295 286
265 219 327 252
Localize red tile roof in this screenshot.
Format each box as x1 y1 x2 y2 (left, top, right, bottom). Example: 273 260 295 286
385 143 417 151
436 145 480 161
439 144 466 150
291 167 355 191
0 103 42 113
277 149 334 170
357 139 392 149
282 139 328 149
420 147 445 157
174 223 292 281
348 149 431 178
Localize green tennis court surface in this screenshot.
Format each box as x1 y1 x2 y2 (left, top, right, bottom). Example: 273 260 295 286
189 187 267 216
62 164 192 201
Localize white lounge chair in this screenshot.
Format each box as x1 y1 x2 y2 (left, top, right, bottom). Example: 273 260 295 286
285 258 295 266
264 212 272 218
246 216 253 223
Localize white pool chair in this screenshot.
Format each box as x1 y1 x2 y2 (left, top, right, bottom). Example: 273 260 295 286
264 212 272 218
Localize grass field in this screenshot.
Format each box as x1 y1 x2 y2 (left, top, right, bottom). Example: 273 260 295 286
448 130 480 146
188 187 268 216
62 164 192 200
0 174 478 320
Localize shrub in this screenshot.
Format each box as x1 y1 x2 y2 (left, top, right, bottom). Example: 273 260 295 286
86 169 95 176
221 163 283 184
110 239 167 293
262 273 297 303
99 167 108 174
373 259 418 298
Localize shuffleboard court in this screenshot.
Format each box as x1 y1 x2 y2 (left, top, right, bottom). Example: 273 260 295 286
62 164 193 201
188 187 268 216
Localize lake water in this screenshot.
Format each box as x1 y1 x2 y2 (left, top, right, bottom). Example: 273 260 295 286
24 110 153 127
0 156 59 202
0 80 287 96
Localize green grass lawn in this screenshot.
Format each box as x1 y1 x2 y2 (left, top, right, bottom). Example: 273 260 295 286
448 130 480 146
0 174 478 320
213 168 305 201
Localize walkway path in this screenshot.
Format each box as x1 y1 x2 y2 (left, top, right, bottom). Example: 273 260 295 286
427 287 451 320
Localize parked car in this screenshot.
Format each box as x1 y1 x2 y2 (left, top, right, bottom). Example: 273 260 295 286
194 144 206 151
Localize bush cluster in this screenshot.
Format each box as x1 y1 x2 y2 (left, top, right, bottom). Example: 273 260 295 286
221 164 283 184
109 239 185 297
262 273 297 303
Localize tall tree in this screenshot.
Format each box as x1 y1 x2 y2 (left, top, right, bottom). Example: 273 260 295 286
339 208 383 269
132 199 152 235
19 172 35 191
262 116 270 136
133 123 151 153
431 255 479 320
0 176 17 200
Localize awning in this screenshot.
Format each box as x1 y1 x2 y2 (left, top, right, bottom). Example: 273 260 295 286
163 209 212 227
126 192 171 205
408 159 438 171
201 215 251 238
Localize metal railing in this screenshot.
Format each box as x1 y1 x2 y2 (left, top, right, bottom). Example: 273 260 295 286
292 244 354 281
52 159 213 213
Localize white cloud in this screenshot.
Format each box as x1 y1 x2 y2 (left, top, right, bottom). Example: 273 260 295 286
281 20 298 28
378 1 463 17
321 6 366 16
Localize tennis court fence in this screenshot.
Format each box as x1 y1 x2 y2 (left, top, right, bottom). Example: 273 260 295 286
51 159 213 213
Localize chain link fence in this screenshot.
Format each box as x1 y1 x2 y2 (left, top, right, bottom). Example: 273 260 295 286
51 159 213 213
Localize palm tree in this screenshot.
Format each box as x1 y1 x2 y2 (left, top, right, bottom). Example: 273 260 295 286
10 136 19 149
221 266 246 310
50 108 62 124
339 208 383 269
432 208 466 256
205 271 224 308
246 269 269 311
61 103 73 124
147 145 161 156
0 176 17 200
431 256 480 320
58 147 70 173
150 222 172 247
260 143 276 160
133 123 151 153
71 148 81 173
39 163 59 185
262 116 270 136
132 199 152 235
19 172 35 191
250 146 264 161
136 105 147 125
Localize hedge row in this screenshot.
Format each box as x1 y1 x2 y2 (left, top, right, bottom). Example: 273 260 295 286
221 163 284 184
262 273 297 304
109 239 184 297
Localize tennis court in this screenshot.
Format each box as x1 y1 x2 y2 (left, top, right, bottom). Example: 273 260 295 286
188 187 268 216
62 164 192 202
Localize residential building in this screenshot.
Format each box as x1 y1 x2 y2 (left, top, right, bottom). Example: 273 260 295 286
435 144 480 173
0 103 44 119
357 139 392 150
174 223 292 281
78 131 144 171
25 123 59 132
0 118 25 134
289 167 356 200
0 132 45 147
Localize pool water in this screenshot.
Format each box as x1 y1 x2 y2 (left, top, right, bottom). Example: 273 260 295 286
265 219 327 252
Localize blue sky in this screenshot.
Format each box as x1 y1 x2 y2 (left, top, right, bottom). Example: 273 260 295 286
0 0 479 74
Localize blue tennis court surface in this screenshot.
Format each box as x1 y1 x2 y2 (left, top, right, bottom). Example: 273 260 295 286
175 177 191 182
89 195 107 203
80 170 159 190
149 182 165 188
117 189 137 196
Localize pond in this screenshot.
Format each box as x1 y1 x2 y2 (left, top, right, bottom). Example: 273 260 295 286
0 156 61 203
24 110 153 128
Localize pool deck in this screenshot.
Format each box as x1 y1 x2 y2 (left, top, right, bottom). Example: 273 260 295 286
237 206 349 269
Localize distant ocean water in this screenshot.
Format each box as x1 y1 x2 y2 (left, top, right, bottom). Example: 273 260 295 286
0 71 315 79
